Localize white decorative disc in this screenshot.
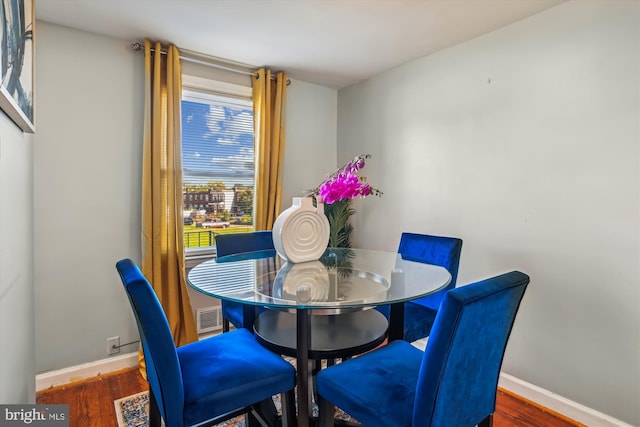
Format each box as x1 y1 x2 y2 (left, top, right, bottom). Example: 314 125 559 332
273 197 330 263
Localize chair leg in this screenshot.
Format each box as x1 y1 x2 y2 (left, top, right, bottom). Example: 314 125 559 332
246 411 260 427
478 414 493 427
281 390 296 427
312 359 323 375
148 389 162 427
252 398 279 427
222 317 230 333
317 395 335 427
311 359 322 406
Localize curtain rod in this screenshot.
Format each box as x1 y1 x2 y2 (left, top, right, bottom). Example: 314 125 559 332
130 42 290 85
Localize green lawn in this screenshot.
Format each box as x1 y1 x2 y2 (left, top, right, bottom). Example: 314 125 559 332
183 225 254 248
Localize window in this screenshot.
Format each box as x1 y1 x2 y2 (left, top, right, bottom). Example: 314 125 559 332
181 77 255 250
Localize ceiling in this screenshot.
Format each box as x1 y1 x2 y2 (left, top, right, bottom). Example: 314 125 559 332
35 0 566 89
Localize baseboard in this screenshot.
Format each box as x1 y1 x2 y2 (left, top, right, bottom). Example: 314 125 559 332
498 373 633 427
35 333 219 391
36 352 632 427
36 352 139 391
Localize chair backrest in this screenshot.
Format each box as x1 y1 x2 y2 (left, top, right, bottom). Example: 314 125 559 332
215 230 275 258
414 271 529 427
115 259 184 427
397 232 463 308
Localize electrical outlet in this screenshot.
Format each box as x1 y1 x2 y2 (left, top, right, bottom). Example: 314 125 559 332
107 336 120 355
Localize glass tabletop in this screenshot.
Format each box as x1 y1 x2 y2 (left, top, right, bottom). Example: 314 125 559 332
187 247 452 310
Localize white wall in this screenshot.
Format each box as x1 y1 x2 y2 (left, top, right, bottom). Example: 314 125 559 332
34 21 338 373
34 22 145 372
0 113 35 402
282 79 337 204
337 1 639 425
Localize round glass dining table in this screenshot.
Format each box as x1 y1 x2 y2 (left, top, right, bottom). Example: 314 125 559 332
187 247 451 427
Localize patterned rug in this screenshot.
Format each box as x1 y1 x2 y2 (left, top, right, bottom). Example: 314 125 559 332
114 387 355 427
114 390 244 426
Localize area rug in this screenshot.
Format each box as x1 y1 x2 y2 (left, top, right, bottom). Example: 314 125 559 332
114 391 244 427
114 389 355 427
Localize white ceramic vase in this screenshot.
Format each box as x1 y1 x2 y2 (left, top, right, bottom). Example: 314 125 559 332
272 197 330 263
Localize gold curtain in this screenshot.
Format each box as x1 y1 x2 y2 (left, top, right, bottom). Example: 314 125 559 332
252 68 288 230
141 39 198 364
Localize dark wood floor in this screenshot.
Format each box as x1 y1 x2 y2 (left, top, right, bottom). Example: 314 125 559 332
36 367 585 427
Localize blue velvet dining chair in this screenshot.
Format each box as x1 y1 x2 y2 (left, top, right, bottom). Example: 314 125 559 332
215 230 275 332
115 258 296 427
376 232 463 342
317 270 529 427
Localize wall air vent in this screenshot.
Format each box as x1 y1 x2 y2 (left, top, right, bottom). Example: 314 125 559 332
196 306 222 334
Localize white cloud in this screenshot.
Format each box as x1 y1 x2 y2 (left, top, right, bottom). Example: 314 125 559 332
211 154 255 171
203 105 253 138
217 138 237 146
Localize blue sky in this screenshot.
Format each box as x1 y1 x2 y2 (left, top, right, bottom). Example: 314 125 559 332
181 99 255 187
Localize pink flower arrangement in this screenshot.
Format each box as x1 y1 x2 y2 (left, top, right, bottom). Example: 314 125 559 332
312 154 382 204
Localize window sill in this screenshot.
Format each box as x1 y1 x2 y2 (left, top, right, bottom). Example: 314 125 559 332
184 246 216 267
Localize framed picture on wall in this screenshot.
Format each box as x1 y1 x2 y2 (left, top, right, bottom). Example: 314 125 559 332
0 0 34 133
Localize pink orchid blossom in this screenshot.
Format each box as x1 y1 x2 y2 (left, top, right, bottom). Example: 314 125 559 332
311 154 382 204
